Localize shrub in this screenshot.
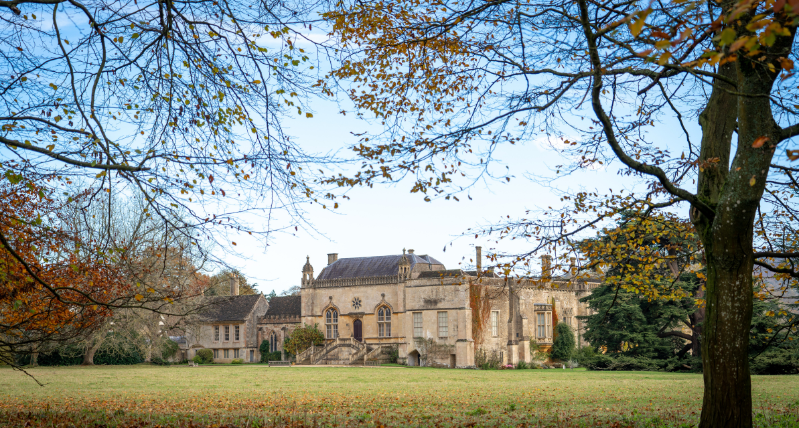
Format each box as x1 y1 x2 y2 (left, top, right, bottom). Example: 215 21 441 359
195 349 214 364
551 322 576 362
475 348 501 370
575 346 599 367
262 351 282 362
516 360 529 369
259 340 270 362
231 358 244 364
283 324 324 356
387 345 399 364
750 348 799 375
192 355 203 364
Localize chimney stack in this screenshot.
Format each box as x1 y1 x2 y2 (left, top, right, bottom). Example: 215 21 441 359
327 253 339 265
230 273 240 296
476 246 482 274
408 249 415 254
541 255 552 281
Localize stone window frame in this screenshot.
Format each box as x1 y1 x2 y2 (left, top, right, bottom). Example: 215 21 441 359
269 331 278 352
438 311 448 338
412 312 423 338
536 311 552 340
224 349 229 358
377 305 392 337
213 349 219 359
224 325 230 341
234 325 240 341
214 325 220 341
490 310 499 337
325 308 339 339
234 349 239 359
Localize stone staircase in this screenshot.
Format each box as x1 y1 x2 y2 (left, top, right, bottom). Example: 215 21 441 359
297 337 369 365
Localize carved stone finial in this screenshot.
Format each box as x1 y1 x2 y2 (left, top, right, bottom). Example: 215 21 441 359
381 293 385 299
403 248 406 255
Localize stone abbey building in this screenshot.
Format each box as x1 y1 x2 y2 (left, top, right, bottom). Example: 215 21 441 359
183 248 600 366
294 248 601 367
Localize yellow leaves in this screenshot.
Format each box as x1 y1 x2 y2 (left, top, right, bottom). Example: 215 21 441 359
654 40 671 50
146 287 155 293
627 9 651 37
20 76 27 82
134 294 143 302
49 83 58 91
717 28 737 46
750 176 757 187
657 52 672 66
252 80 262 84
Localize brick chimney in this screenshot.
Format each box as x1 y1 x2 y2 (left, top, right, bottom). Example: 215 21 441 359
476 246 482 274
408 249 414 254
327 253 338 265
230 273 240 296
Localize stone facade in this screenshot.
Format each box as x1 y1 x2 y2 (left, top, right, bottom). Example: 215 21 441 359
185 277 269 363
296 248 601 367
256 295 301 359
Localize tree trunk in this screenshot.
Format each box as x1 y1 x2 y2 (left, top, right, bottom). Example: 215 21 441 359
82 343 99 365
693 36 786 425
30 351 38 367
82 334 105 365
690 287 705 357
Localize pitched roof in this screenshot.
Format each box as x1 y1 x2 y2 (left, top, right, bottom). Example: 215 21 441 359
201 294 263 322
317 254 444 280
265 295 301 316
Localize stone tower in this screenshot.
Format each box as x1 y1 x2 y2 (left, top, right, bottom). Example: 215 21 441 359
301 256 314 287
398 249 411 280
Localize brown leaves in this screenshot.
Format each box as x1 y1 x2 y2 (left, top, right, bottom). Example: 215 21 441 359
752 136 769 148
787 150 799 161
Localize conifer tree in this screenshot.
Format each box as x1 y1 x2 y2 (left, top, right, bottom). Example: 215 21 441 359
551 323 576 362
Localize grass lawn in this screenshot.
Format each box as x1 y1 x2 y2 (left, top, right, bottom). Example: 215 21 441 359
0 365 797 427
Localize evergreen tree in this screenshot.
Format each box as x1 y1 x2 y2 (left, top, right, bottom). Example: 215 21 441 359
259 340 270 363
551 322 576 362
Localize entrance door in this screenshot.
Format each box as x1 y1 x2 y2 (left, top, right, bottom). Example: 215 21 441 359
353 319 363 342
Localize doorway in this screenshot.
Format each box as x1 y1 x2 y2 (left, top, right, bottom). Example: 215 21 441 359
353 319 363 342
450 354 456 368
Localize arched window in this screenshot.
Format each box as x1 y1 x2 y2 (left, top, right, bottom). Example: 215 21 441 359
378 306 391 337
325 308 338 339
270 332 278 352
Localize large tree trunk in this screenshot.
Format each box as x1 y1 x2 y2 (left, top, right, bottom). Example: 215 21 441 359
693 32 786 424
82 334 105 366
689 286 705 357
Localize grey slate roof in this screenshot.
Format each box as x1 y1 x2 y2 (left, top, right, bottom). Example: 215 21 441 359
265 295 301 316
317 254 444 280
201 294 263 322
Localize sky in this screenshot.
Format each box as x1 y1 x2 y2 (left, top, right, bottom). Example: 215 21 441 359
223 96 645 295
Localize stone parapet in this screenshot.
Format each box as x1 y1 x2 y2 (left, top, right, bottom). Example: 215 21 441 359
311 275 403 288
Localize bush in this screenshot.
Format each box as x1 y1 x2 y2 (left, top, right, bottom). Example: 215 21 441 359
516 360 529 369
551 322 576 361
262 351 282 362
750 348 799 375
259 340 270 363
574 346 599 367
231 358 244 364
475 348 501 370
195 349 214 364
192 355 203 364
283 324 324 356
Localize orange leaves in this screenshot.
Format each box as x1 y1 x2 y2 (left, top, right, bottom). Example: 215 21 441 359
787 150 799 161
752 136 769 148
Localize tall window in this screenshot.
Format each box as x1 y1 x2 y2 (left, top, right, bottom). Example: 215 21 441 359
537 312 552 339
270 332 278 352
438 312 448 338
490 311 499 337
234 326 240 341
378 307 391 337
224 325 230 341
213 349 219 359
214 326 220 341
413 312 423 338
234 349 239 358
325 308 339 339
224 349 229 358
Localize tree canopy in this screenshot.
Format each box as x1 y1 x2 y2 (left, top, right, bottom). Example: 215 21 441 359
321 0 799 425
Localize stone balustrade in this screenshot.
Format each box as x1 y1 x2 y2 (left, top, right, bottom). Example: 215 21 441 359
311 275 403 288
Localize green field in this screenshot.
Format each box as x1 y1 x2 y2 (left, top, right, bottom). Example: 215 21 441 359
0 365 797 427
